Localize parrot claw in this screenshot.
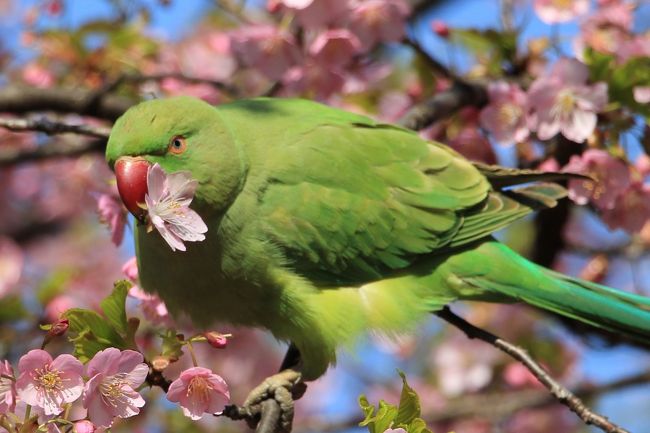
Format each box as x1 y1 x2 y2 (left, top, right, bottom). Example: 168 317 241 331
222 369 306 433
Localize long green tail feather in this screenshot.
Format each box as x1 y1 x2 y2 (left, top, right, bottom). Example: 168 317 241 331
446 241 650 340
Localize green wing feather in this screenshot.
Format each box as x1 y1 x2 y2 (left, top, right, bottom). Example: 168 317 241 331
256 122 487 283
250 111 570 284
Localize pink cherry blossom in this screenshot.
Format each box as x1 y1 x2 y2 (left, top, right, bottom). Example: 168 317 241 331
144 163 208 252
269 0 350 28
479 81 529 146
44 295 76 323
309 29 361 68
533 0 589 24
634 86 650 104
22 63 55 88
601 183 650 233
575 1 635 57
590 0 633 31
16 350 84 415
282 61 346 100
83 348 149 428
431 339 495 397
348 0 410 50
617 35 650 63
129 286 170 325
563 149 630 210
0 360 16 414
0 237 23 297
635 154 650 177
230 26 302 81
166 367 229 420
446 125 497 164
96 192 127 246
503 363 542 389
538 158 560 172
122 257 170 325
121 257 138 282
528 58 608 143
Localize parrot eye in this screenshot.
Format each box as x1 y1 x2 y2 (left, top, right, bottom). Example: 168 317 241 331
168 136 187 155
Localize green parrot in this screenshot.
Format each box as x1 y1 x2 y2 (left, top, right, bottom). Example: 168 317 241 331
106 96 650 424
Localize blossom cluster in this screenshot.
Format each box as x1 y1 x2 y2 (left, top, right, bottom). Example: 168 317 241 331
480 58 607 146
131 0 412 102
0 346 229 432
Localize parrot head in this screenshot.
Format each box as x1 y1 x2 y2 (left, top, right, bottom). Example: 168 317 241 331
106 96 246 220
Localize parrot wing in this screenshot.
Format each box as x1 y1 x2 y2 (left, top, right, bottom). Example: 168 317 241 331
255 122 562 284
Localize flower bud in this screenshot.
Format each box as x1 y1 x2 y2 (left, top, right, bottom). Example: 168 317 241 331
48 318 69 337
204 331 229 349
431 20 449 38
74 420 95 433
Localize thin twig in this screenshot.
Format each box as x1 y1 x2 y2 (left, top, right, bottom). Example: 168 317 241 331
0 117 110 138
403 37 454 80
435 306 631 433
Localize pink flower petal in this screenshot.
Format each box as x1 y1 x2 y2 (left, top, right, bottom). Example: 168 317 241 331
18 349 52 374
86 348 121 378
146 164 167 202
50 354 83 377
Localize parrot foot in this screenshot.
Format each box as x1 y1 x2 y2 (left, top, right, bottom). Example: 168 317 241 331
222 369 306 433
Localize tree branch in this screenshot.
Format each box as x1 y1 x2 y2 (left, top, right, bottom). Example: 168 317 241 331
0 117 110 138
0 86 135 121
435 306 631 433
0 138 106 167
403 37 454 80
398 80 487 130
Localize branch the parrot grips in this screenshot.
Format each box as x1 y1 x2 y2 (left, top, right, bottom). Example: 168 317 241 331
114 158 208 252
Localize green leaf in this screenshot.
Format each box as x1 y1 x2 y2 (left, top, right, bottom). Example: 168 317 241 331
359 372 434 433
63 308 126 363
359 397 399 433
100 280 131 337
584 49 650 117
407 418 433 433
394 371 421 426
160 329 184 362
449 28 517 76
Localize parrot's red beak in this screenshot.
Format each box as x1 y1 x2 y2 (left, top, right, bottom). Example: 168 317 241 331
115 156 150 221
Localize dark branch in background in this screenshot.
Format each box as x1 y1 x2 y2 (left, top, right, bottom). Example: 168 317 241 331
0 86 135 121
0 71 240 124
398 80 487 130
0 138 106 168
399 0 489 131
0 117 111 138
403 38 455 80
435 307 631 433
530 136 584 267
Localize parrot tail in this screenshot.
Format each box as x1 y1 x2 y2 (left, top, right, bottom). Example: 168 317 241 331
448 241 650 341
